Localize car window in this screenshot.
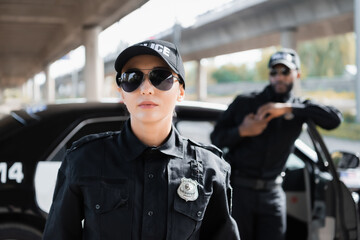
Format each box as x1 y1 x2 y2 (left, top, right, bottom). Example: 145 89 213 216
176 121 215 145
292 124 319 164
286 152 306 170
298 126 315 151
46 117 127 162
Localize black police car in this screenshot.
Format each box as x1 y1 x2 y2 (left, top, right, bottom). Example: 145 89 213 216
0 101 358 240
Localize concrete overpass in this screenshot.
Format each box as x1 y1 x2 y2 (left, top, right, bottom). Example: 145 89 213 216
0 0 149 97
1 0 359 109
157 0 354 61
155 0 358 105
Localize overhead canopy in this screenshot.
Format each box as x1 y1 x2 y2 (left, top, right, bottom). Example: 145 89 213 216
0 0 149 88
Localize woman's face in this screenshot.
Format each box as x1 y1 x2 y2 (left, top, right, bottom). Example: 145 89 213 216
119 54 185 126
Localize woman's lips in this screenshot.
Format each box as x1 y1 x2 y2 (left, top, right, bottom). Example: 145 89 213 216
138 101 158 108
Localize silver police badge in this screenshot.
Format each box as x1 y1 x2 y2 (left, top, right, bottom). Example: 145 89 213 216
177 177 199 202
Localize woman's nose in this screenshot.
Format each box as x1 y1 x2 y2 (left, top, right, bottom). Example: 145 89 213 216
139 78 155 95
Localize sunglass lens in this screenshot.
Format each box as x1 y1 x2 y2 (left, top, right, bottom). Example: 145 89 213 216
149 70 174 91
282 68 290 76
270 68 291 77
121 71 144 92
270 69 277 76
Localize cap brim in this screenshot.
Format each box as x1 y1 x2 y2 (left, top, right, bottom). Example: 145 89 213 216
115 45 180 76
269 60 297 70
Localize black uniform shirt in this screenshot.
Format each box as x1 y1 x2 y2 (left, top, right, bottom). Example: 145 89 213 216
211 85 342 180
43 120 240 240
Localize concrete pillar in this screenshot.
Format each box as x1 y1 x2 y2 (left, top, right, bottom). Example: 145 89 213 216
26 79 33 101
45 65 55 103
280 27 297 49
172 23 182 48
24 78 34 102
0 88 4 104
22 83 27 100
281 28 301 96
355 0 360 122
33 77 41 103
195 59 207 101
71 69 78 98
83 25 104 101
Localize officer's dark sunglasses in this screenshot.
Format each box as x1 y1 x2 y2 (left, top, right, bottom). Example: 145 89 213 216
269 67 291 77
118 68 180 92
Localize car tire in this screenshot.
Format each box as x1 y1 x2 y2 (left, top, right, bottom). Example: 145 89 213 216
0 223 42 240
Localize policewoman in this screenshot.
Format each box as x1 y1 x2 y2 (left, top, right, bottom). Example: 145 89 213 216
42 39 240 240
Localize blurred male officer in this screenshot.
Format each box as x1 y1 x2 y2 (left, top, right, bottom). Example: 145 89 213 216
210 48 342 240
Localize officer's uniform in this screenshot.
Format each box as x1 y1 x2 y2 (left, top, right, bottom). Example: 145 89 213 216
42 120 240 240
211 85 342 239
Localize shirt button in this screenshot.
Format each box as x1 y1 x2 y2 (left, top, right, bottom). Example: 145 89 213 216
148 211 153 216
95 204 101 210
197 211 202 217
148 173 154 179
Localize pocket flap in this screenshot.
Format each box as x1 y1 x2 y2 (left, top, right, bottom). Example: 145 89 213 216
174 186 211 221
81 178 128 214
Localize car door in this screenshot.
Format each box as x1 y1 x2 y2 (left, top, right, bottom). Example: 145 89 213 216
34 115 129 214
284 121 359 240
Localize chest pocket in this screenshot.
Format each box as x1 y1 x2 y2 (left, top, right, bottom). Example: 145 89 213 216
172 184 212 239
81 178 129 214
174 185 211 221
81 178 131 239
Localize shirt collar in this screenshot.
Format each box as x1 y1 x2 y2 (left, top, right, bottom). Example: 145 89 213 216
118 119 184 161
157 126 184 158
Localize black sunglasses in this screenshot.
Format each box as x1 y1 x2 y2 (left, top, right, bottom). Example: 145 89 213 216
117 68 180 92
269 67 291 77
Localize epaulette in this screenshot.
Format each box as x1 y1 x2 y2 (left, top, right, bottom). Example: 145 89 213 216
187 138 223 158
68 131 118 152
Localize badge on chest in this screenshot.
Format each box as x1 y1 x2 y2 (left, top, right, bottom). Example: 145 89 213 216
177 177 199 202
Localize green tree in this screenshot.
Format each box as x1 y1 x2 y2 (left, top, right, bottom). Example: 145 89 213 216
211 64 255 83
210 33 355 85
340 32 356 66
212 65 239 83
297 33 355 78
254 47 278 81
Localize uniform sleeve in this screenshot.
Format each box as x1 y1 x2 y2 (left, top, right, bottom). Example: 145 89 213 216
199 166 240 240
42 156 84 240
292 99 343 130
210 96 246 149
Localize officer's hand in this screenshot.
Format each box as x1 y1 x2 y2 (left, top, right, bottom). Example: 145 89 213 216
238 113 269 137
256 102 292 121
